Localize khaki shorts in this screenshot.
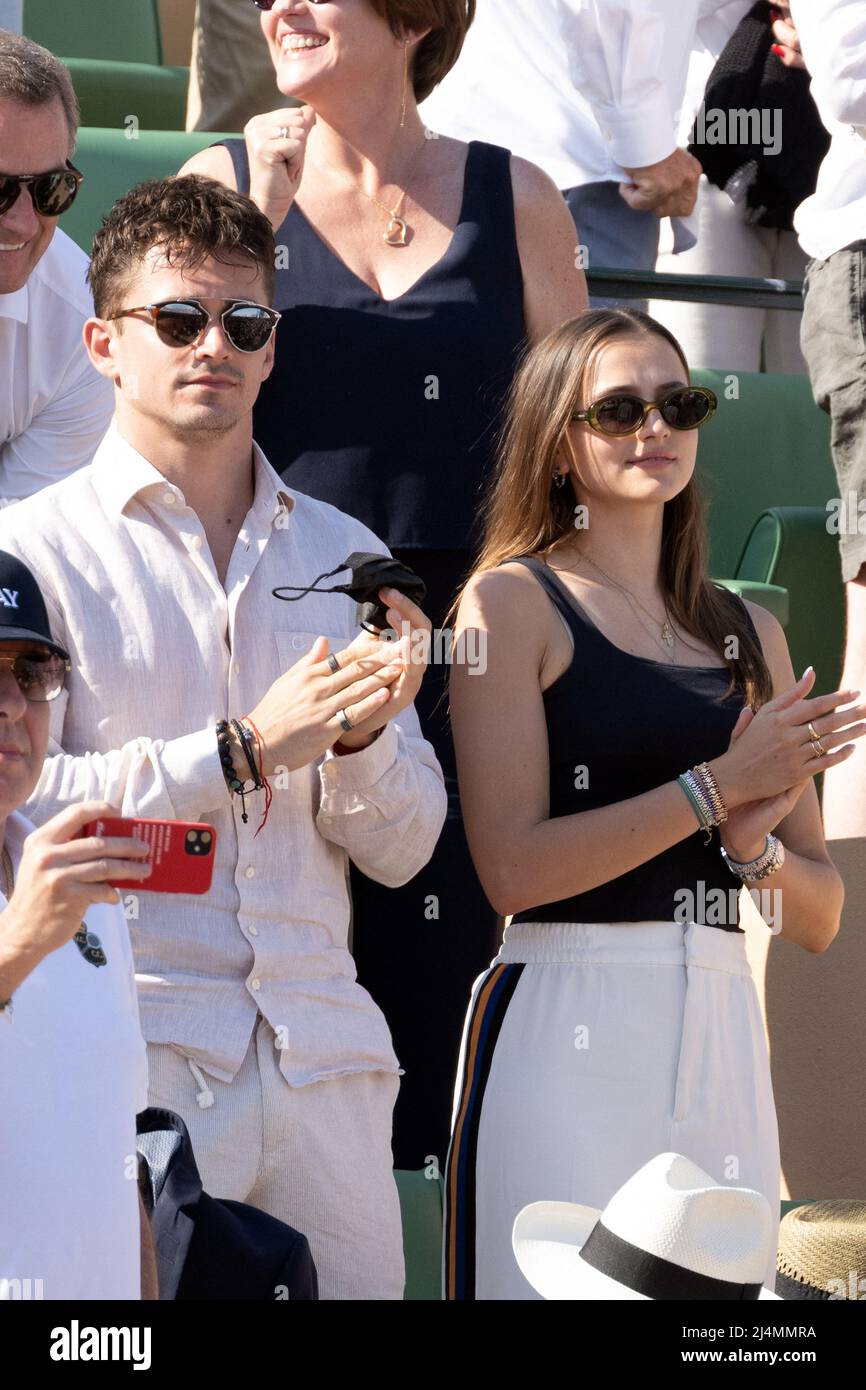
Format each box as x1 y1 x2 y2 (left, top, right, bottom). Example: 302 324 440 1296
801 244 866 584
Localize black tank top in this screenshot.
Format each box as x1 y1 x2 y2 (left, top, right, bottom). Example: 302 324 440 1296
509 557 758 930
221 139 527 551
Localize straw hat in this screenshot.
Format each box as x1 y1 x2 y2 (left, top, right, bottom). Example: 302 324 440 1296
776 1200 866 1300
513 1153 780 1300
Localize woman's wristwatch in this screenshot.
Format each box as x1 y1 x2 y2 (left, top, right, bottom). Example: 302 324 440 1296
721 834 786 881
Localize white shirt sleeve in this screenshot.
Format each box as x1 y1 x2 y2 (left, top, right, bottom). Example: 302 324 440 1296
790 0 866 128
21 586 230 826
316 712 447 889
0 350 114 503
565 0 700 168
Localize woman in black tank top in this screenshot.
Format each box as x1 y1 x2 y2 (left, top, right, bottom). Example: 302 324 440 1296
180 0 587 1175
442 309 862 1299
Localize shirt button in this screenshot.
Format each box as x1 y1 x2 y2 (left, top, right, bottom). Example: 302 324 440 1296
190 534 203 550
248 925 259 937
292 636 305 650
251 978 261 991
233 662 241 675
244 865 255 879
163 491 176 505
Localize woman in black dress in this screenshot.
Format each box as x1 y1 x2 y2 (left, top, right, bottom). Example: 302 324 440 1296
182 0 587 1166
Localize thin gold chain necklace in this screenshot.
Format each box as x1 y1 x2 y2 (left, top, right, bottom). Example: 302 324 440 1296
309 134 428 246
577 551 677 651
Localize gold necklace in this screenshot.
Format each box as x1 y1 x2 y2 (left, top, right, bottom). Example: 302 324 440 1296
310 135 428 247
576 552 678 656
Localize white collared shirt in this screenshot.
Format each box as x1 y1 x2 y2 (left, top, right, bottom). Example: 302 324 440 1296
791 0 866 260
0 810 147 1300
421 0 711 191
0 228 114 503
0 425 447 1086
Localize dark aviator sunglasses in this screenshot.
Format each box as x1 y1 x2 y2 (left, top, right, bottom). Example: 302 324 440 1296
0 651 70 703
0 163 83 219
110 299 282 353
572 386 718 436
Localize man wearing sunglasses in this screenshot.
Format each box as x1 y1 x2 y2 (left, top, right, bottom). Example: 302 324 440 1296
0 174 445 1300
0 550 157 1300
0 32 113 502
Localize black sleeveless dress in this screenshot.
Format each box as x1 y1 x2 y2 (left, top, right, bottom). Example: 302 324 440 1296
220 138 528 1167
509 556 753 928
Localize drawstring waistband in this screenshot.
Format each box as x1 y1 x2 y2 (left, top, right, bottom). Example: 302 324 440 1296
185 1055 215 1109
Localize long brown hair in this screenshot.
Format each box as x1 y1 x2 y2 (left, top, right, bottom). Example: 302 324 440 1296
450 310 773 708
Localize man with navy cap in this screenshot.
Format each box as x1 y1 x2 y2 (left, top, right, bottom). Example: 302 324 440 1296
0 550 156 1300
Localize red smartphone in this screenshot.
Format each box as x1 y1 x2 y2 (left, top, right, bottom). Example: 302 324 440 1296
81 817 218 894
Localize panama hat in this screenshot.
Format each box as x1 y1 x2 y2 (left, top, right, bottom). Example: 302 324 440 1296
776 1200 866 1299
513 1153 781 1300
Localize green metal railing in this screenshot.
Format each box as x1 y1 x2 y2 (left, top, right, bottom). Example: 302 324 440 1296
586 267 804 311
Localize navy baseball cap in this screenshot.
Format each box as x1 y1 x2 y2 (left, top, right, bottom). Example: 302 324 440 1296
0 551 70 661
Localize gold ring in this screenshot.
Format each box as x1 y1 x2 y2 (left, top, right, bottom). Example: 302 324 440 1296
811 738 827 757
807 721 820 741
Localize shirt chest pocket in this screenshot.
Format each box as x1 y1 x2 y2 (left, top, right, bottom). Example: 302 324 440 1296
274 630 350 675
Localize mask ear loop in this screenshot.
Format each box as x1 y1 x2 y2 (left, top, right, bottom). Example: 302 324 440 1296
272 561 351 603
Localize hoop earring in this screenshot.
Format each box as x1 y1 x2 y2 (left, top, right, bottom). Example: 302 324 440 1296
400 42 409 128
553 472 567 489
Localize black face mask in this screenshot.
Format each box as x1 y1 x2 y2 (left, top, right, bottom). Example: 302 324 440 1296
273 553 427 633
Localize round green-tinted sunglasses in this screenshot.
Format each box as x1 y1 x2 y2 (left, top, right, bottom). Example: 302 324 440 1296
572 386 717 436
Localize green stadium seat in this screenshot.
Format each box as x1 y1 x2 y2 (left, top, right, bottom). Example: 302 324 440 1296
64 127 237 253
23 0 163 64
693 369 844 695
65 58 189 133
394 1168 444 1300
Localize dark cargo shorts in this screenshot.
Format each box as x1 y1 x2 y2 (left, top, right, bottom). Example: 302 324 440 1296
801 244 866 584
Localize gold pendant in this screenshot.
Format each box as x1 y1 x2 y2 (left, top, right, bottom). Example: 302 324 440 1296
383 215 408 247
662 621 675 647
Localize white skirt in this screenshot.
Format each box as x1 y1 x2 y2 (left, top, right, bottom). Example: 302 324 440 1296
443 921 781 1300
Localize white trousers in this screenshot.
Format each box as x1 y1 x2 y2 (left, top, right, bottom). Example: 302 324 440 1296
147 1015 404 1300
649 177 808 375
444 921 781 1300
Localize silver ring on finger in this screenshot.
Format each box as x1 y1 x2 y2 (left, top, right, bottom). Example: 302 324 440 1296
327 653 341 675
337 708 353 734
278 125 290 140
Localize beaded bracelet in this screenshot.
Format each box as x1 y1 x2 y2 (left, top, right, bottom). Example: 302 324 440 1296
694 762 728 828
216 719 262 824
721 834 786 882
677 771 715 844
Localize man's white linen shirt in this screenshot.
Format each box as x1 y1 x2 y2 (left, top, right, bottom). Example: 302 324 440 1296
0 425 447 1087
420 0 707 191
791 0 866 260
0 228 114 501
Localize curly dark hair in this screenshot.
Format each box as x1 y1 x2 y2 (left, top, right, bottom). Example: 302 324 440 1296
87 175 276 319
369 0 475 103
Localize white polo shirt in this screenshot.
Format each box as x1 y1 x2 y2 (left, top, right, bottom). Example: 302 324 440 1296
0 811 148 1301
0 228 114 504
